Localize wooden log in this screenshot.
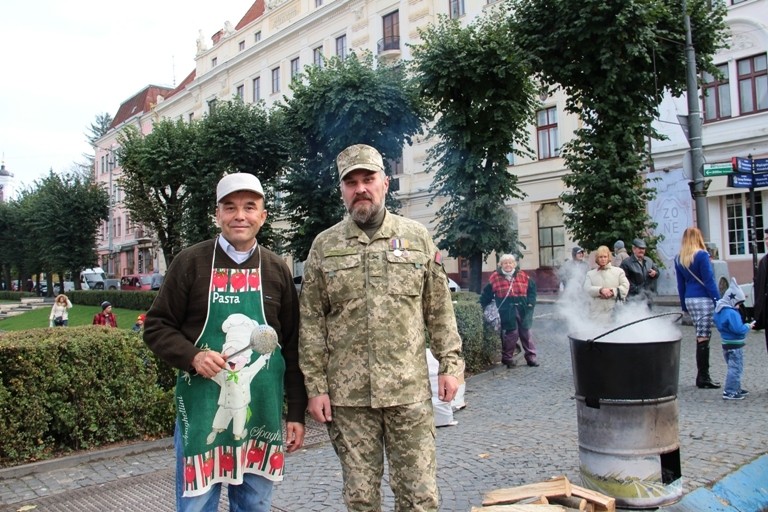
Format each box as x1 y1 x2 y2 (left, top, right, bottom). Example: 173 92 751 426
472 505 568 511
570 484 616 512
482 476 572 506
548 495 587 510
516 495 549 505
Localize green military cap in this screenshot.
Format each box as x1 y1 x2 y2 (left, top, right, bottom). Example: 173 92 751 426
336 144 384 181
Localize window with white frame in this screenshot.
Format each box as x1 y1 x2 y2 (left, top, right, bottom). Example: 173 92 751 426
536 106 559 159
313 46 324 68
538 203 566 267
336 35 347 60
254 31 262 42
703 63 731 122
211 57 218 68
236 84 244 99
449 0 465 19
253 77 261 102
208 98 218 114
272 67 280 94
188 112 194 122
290 57 300 80
315 0 323 6
737 54 767 115
238 40 245 51
726 193 765 256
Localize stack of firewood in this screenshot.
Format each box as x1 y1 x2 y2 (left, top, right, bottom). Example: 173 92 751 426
474 475 615 512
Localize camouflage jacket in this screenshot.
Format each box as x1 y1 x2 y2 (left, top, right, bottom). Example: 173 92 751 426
299 211 464 408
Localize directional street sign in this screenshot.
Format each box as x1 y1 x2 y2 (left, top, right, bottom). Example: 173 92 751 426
728 172 768 189
703 162 733 177
733 157 768 174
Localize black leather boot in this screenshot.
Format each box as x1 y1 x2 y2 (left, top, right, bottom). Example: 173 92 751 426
696 340 721 389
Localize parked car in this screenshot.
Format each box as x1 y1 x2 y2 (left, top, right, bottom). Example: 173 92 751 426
104 278 120 290
120 274 153 291
447 278 460 292
54 281 76 294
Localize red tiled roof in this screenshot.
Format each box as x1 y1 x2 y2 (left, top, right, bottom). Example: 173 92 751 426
166 69 197 100
109 85 175 129
236 0 266 30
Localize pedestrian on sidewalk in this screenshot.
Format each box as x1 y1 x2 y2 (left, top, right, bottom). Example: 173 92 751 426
583 245 629 326
714 278 753 400
144 173 307 512
674 227 721 389
612 240 629 267
751 229 768 354
621 238 659 309
481 253 539 368
299 144 463 512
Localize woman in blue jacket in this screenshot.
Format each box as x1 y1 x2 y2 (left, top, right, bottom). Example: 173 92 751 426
675 227 721 389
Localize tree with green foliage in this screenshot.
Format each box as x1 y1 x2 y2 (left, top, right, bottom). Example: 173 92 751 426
411 12 540 292
117 120 206 267
279 52 428 262
30 171 109 292
197 100 294 249
510 0 727 251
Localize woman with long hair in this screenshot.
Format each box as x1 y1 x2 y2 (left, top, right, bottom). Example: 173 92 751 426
49 294 72 327
675 227 721 389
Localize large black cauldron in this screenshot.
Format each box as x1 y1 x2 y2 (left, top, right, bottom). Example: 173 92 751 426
569 333 681 401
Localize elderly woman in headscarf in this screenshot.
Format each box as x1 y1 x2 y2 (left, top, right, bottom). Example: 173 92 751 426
583 245 630 326
480 254 539 368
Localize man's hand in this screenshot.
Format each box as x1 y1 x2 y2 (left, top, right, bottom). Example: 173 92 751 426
437 374 459 403
191 350 226 378
307 394 333 423
284 422 305 453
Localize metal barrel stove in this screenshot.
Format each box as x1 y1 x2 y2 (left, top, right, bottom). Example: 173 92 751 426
569 316 683 509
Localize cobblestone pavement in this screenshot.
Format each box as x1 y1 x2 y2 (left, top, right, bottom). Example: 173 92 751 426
1 302 767 511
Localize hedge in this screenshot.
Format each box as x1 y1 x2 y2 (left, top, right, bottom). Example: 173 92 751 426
0 326 174 468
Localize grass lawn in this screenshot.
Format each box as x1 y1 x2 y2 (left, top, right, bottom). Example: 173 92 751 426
0 304 147 331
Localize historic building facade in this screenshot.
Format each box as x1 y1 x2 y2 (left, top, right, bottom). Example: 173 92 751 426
94 0 767 291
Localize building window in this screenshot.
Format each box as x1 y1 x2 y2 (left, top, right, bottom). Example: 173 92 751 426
536 107 559 159
381 11 400 52
254 31 262 42
208 98 218 114
726 193 765 256
449 0 465 19
188 112 194 122
737 54 767 115
336 35 347 60
538 203 565 267
236 84 244 99
703 63 731 122
125 215 132 236
313 46 324 68
211 57 218 68
290 57 300 80
315 0 323 6
238 40 245 51
272 67 280 94
253 77 261 102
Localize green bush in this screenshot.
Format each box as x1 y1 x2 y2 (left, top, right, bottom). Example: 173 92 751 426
0 291 35 301
0 326 174 467
452 294 501 373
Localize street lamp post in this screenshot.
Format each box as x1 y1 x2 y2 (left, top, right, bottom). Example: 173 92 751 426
683 0 710 242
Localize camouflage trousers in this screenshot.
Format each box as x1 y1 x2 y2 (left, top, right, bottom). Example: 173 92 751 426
328 399 438 512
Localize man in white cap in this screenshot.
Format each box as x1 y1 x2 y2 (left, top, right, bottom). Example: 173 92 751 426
299 144 464 511
144 173 307 512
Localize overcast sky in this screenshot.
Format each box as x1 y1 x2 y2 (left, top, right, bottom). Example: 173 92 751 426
0 1 247 194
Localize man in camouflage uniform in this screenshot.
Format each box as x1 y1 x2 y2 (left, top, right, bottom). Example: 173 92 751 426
299 144 464 512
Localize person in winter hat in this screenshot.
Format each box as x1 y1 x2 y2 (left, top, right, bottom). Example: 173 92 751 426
713 278 754 400
92 301 117 328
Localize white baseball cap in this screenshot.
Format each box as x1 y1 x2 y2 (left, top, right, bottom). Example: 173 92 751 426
216 173 265 203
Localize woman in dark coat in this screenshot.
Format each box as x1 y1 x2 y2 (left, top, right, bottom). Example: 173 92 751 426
753 229 768 354
480 254 538 368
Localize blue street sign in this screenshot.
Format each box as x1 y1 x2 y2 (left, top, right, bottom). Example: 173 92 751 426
733 157 768 174
728 172 768 188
